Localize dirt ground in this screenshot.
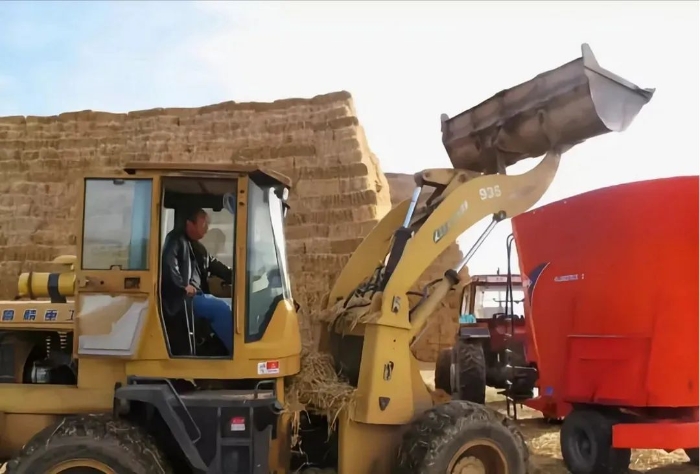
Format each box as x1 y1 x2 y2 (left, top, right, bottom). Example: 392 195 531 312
419 364 697 474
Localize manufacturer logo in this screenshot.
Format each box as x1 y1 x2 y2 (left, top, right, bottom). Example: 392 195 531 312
553 273 583 282
433 200 468 243
1 309 14 321
44 309 58 321
23 309 37 321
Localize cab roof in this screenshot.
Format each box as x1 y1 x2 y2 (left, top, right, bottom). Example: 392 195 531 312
122 162 292 188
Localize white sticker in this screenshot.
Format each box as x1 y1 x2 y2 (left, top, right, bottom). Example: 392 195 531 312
257 360 280 375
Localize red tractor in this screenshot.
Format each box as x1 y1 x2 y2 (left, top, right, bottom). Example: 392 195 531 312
434 266 534 404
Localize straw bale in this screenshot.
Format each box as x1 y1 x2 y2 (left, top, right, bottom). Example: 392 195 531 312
385 172 465 362
1 92 460 360
0 91 393 346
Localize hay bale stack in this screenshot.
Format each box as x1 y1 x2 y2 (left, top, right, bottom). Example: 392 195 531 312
0 91 392 342
385 172 464 362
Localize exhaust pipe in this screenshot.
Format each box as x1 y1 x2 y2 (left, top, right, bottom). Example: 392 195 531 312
441 43 655 173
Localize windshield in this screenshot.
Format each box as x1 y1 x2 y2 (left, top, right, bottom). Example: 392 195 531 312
471 284 525 319
245 181 292 342
82 178 152 270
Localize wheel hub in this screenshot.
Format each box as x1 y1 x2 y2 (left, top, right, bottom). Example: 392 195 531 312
447 439 507 474
573 427 595 462
47 459 116 474
452 456 487 474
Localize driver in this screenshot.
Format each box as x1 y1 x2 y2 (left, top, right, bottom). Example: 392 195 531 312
161 207 233 353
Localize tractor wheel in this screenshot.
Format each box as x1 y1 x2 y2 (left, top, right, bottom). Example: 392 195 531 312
5 414 172 474
434 347 453 393
394 400 529 474
685 448 699 465
453 339 487 404
560 408 631 474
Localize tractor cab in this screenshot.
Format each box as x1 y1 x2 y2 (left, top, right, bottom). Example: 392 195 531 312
460 274 525 322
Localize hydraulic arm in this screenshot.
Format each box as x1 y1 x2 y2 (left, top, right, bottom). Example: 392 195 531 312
322 44 654 431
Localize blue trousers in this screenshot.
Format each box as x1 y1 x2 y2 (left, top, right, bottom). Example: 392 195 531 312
193 293 233 353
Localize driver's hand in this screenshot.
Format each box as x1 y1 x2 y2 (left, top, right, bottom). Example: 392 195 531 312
185 285 197 297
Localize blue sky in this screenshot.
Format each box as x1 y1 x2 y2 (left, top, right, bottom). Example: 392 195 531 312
1 1 698 272
0 1 243 114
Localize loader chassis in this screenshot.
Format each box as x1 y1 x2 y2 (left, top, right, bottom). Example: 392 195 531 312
0 43 654 474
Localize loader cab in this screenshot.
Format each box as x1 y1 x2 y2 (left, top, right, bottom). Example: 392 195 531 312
157 172 292 358
460 275 525 320
75 163 295 364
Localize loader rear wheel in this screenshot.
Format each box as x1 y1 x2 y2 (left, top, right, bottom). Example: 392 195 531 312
453 339 486 404
394 400 528 474
434 347 453 393
5 414 172 474
560 408 631 474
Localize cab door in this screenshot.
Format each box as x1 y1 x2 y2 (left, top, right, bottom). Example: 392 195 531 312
74 175 160 358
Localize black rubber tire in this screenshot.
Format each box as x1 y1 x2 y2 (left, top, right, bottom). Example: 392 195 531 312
453 339 487 404
685 448 699 465
5 414 172 474
394 400 529 474
560 408 631 474
434 347 453 393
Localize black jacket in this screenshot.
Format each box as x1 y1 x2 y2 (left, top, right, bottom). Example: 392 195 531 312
160 229 233 318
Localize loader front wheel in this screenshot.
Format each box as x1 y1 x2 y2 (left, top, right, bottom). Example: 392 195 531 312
5 414 172 474
434 347 453 393
560 408 631 474
394 400 528 474
453 339 487 404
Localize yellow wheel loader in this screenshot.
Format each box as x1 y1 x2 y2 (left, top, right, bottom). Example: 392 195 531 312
0 44 653 474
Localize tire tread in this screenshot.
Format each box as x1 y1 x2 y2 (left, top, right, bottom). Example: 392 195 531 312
5 414 172 474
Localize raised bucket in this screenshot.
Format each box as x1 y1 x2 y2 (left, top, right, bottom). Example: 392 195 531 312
441 44 655 172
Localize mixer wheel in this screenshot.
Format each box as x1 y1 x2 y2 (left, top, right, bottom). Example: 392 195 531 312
453 339 486 404
685 448 698 465
560 408 631 474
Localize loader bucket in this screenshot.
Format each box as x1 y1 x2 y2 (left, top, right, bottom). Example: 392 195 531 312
441 44 655 172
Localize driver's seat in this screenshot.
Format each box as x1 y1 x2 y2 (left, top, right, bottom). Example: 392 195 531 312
163 297 228 357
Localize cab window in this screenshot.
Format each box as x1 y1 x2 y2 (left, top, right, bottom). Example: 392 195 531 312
81 178 152 270
473 284 525 318
246 181 291 342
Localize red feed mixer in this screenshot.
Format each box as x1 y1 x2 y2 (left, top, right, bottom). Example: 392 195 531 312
511 175 699 473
